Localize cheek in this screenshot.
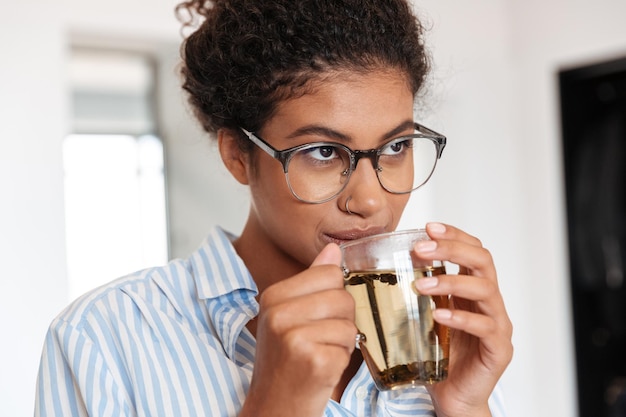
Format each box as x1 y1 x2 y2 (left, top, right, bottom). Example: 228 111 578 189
391 194 411 226
247 152 289 195
250 182 327 266
282 203 332 265
247 156 307 228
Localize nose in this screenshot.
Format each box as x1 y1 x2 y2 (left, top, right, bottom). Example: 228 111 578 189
340 157 386 216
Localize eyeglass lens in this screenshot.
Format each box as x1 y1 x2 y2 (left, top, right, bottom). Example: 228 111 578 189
285 137 439 203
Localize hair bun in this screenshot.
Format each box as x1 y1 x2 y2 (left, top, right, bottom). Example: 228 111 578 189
176 0 216 29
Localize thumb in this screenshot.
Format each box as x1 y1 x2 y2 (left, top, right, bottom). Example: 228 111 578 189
311 243 342 267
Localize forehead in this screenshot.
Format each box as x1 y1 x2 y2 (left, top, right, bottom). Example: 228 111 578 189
261 69 415 144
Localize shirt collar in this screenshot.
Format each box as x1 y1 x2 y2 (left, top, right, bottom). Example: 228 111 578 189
190 226 258 300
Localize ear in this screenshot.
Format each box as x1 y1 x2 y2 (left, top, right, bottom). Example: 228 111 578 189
218 129 251 185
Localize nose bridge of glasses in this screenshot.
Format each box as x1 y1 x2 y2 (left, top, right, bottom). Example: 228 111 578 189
352 148 381 172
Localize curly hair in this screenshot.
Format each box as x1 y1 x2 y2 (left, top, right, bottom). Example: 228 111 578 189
176 0 430 146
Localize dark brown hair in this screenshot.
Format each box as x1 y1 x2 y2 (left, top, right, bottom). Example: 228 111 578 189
177 0 429 146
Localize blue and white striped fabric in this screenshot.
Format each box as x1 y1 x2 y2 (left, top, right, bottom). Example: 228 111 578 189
35 226 507 417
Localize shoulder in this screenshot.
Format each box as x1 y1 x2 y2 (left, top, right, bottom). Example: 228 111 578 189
47 226 250 341
50 258 193 333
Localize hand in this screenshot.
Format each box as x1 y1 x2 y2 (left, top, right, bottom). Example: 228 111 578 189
413 223 513 417
240 243 358 417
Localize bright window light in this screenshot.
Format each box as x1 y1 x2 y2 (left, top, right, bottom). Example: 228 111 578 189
63 134 168 300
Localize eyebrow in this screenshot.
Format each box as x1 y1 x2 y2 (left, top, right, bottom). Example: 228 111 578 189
285 119 415 145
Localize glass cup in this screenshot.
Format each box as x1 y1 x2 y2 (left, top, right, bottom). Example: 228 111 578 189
340 229 450 391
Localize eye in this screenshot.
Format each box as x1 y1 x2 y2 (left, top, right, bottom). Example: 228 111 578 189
381 139 412 156
302 145 340 161
316 146 336 159
293 144 350 172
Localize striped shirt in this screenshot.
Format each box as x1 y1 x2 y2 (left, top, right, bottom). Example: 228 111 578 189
35 226 507 416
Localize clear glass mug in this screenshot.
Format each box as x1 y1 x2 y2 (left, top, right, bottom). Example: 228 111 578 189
340 229 450 391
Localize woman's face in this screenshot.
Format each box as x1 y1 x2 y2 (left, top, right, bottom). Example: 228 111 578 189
242 69 415 270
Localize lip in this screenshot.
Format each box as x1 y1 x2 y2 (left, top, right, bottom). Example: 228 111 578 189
324 227 387 246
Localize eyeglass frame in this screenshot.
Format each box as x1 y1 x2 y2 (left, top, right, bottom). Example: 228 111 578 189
239 122 447 204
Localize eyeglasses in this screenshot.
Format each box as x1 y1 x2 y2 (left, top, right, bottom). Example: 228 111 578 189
240 122 446 204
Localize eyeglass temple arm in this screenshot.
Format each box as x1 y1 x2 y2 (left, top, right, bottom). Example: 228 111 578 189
415 123 447 157
240 128 283 159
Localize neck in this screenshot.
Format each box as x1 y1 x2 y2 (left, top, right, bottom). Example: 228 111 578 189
233 212 307 297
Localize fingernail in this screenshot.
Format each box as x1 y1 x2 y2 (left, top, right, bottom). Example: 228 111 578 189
433 309 453 320
415 277 438 290
427 222 446 235
415 240 437 253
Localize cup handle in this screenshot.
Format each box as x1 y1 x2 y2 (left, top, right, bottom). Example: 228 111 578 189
355 332 366 348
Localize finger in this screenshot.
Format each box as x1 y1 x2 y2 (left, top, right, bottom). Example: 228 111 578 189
261 264 345 306
414 274 507 323
426 222 495 279
263 288 355 333
432 308 513 354
285 319 359 353
414 237 496 280
311 243 342 267
425 222 482 248
276 320 358 386
261 245 344 306
414 274 496 301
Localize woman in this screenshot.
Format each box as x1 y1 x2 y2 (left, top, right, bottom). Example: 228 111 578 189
36 1 513 416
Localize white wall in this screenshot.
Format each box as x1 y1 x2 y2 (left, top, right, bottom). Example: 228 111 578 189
0 3 68 415
2 0 626 416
